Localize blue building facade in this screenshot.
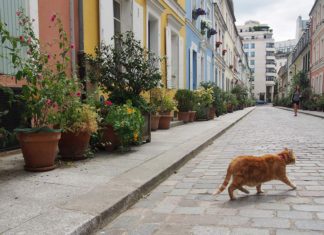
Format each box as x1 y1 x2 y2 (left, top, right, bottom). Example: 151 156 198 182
185 0 216 90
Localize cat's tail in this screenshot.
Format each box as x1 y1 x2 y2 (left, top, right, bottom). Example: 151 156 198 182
213 165 232 195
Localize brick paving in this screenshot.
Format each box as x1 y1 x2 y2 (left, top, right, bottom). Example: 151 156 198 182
98 106 324 235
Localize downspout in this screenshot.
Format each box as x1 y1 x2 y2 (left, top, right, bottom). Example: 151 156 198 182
78 0 87 100
70 0 76 75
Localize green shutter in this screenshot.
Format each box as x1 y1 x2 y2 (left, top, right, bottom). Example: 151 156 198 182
0 0 29 75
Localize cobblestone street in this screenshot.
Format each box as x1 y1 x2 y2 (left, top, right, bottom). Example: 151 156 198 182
99 106 324 235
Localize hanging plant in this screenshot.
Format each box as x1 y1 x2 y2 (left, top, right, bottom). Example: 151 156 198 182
216 41 222 48
192 8 206 20
222 49 227 56
207 28 217 38
200 19 211 35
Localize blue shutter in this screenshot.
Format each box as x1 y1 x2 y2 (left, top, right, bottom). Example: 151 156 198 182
0 0 29 75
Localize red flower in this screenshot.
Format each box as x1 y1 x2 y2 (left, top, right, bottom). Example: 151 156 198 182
52 102 58 109
76 92 81 97
46 99 52 105
105 100 113 106
51 14 56 22
70 44 75 49
16 11 21 16
47 54 51 59
19 36 24 42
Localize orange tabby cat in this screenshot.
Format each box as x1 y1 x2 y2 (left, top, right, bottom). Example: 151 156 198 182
213 148 296 200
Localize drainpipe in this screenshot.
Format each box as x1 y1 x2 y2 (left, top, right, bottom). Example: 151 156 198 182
78 0 87 100
70 0 76 75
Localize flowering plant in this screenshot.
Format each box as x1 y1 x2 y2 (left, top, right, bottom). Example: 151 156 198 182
194 88 213 108
207 28 217 38
192 8 206 20
222 49 227 56
103 101 144 149
0 11 75 130
59 95 99 134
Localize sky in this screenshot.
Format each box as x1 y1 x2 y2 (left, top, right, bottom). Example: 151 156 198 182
233 0 315 41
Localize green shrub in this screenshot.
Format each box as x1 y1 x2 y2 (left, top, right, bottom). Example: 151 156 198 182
174 89 194 112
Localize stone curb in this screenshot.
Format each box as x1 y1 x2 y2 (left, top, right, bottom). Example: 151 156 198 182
62 107 255 235
276 106 324 119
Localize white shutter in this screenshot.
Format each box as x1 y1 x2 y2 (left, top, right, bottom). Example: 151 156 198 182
99 0 114 45
166 27 172 89
197 53 201 88
178 36 184 89
133 2 144 46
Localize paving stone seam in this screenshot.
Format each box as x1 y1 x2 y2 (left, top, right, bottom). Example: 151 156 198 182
75 108 256 235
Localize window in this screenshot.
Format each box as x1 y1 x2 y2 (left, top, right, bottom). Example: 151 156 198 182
251 36 255 39
266 51 274 56
113 0 121 35
266 76 274 81
266 42 275 48
250 60 255 65
250 51 255 57
266 68 276 73
250 43 255 49
243 44 249 49
251 68 255 73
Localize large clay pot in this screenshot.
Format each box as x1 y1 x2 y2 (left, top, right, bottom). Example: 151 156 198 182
208 107 216 120
158 115 173 129
189 111 196 122
101 125 120 152
59 131 91 160
151 115 160 131
178 111 190 123
17 131 61 172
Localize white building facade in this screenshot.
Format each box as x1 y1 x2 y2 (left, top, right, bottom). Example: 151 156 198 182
238 21 275 102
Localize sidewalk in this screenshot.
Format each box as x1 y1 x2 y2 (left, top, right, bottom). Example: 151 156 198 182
0 107 254 235
276 106 324 119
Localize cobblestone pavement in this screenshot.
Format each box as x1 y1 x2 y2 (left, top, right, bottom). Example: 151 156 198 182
98 106 324 235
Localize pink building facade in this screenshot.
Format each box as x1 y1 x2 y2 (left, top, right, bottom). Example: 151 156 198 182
310 0 324 95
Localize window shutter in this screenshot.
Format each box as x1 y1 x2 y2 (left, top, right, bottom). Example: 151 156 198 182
0 0 29 75
166 27 172 89
178 36 184 89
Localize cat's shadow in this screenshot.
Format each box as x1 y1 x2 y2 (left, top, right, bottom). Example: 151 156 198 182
218 189 296 208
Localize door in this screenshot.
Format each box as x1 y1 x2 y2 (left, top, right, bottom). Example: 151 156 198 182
193 51 197 90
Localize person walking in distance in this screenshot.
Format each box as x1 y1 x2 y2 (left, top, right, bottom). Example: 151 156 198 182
292 86 301 116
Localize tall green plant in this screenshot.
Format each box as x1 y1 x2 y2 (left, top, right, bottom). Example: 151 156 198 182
86 31 161 111
175 89 194 112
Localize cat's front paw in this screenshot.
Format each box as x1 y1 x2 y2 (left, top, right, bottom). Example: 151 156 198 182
291 185 297 190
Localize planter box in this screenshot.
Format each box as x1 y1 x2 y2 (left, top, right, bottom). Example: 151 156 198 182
141 112 151 143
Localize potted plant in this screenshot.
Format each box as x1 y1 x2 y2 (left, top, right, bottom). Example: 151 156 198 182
222 49 227 56
0 12 75 171
216 41 222 48
158 95 177 129
175 89 194 123
86 32 161 143
207 28 217 38
192 8 206 20
148 102 160 131
193 87 213 120
58 94 98 160
101 101 144 152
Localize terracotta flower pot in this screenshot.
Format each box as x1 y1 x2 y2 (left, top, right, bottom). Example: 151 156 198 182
158 115 173 129
151 115 161 131
101 125 120 152
17 131 61 172
59 131 91 160
159 111 171 116
178 111 190 123
188 111 196 122
208 107 216 120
